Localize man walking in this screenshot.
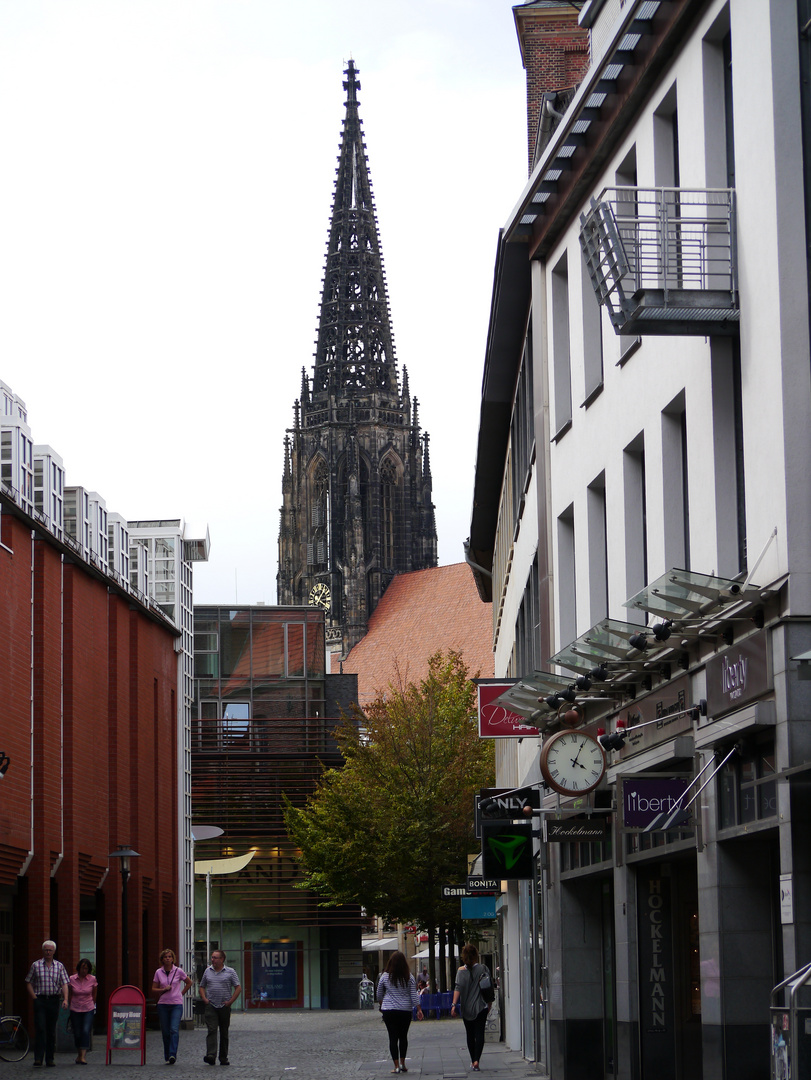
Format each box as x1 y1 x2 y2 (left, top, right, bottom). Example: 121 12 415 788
25 940 69 1067
199 949 241 1066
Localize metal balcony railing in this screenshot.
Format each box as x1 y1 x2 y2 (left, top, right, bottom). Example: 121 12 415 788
579 186 739 336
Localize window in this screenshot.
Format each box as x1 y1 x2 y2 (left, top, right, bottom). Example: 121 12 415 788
551 252 572 436
581 250 603 402
587 473 608 623
380 456 401 570
623 434 647 601
661 392 690 571
557 506 576 647
719 740 777 829
511 329 536 520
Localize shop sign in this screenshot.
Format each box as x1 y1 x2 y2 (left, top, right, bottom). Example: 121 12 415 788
545 817 607 841
481 822 535 880
622 776 691 830
477 682 542 738
461 895 497 920
705 631 770 718
442 885 470 898
616 676 691 759
466 876 500 892
476 786 540 831
638 871 676 1071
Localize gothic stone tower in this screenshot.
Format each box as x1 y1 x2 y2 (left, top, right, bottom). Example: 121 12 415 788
277 60 437 655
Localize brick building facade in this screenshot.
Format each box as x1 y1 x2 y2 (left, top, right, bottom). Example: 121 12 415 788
1 495 181 1022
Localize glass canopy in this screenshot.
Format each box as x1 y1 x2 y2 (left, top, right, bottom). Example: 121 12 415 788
625 568 760 623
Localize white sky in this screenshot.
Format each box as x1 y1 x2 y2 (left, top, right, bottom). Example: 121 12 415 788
0 0 528 605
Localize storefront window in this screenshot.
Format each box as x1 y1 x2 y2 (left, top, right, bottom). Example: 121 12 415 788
718 739 776 829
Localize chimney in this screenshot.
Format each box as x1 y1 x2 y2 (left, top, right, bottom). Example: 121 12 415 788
513 1 590 174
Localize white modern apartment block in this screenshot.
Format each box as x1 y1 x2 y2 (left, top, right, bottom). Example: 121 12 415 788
0 381 34 515
128 518 211 1012
33 445 65 539
468 3 811 1079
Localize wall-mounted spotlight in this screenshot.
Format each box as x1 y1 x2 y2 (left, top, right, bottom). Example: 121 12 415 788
575 675 592 691
0 752 9 778
628 632 649 651
589 664 609 682
599 721 628 751
652 621 672 641
559 686 577 703
544 694 562 709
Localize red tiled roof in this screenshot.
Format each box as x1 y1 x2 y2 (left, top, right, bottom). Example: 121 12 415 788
336 563 494 706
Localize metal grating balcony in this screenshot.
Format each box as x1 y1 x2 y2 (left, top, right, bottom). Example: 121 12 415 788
579 186 739 336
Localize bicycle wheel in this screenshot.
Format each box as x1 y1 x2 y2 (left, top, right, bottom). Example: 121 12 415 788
0 1017 30 1061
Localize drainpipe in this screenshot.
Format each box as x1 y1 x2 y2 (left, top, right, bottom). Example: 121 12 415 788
50 554 65 879
19 531 36 878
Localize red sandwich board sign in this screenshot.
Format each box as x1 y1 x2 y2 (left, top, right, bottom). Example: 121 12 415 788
106 985 146 1065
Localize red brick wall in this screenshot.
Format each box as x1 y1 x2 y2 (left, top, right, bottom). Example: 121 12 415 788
0 509 180 1017
516 9 590 173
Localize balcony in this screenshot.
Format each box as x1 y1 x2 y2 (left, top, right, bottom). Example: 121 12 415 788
579 186 739 336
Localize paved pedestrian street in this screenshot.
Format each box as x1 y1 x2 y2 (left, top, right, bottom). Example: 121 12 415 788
7 1010 542 1080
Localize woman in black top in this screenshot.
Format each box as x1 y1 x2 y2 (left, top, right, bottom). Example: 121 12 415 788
451 943 492 1072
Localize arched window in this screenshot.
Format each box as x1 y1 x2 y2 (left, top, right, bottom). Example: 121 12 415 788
308 461 329 568
380 457 400 569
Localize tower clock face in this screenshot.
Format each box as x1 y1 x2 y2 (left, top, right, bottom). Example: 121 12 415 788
540 729 606 797
309 583 331 610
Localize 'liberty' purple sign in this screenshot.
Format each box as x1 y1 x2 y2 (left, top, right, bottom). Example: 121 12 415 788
623 777 691 831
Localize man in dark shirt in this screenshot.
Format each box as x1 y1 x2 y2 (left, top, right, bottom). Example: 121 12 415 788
25 940 69 1067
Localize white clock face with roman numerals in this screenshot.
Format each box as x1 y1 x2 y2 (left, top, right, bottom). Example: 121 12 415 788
540 729 606 797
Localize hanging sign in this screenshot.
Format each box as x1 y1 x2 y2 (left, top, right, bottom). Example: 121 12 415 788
544 817 608 842
477 682 542 738
481 822 534 880
622 776 691 830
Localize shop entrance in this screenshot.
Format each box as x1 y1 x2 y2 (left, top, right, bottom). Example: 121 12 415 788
636 861 701 1080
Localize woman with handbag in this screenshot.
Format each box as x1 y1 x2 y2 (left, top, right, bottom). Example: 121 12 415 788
376 951 424 1074
451 943 493 1072
151 948 192 1065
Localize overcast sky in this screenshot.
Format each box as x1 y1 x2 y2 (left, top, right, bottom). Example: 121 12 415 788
0 0 528 605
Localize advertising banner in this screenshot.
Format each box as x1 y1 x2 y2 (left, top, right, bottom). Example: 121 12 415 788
622 776 691 831
248 941 304 1007
461 895 498 920
477 682 542 738
481 822 534 880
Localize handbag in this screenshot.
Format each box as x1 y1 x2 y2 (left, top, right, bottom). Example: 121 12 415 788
477 967 495 1004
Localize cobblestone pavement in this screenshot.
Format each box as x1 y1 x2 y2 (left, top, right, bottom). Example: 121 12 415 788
5 1010 543 1080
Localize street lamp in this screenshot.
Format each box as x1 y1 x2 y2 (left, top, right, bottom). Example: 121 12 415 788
108 846 140 985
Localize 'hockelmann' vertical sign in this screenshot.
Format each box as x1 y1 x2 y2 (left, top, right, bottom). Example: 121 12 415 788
637 871 675 1073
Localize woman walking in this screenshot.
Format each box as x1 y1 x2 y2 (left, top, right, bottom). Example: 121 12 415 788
376 951 423 1074
68 959 97 1064
151 948 192 1064
451 944 492 1072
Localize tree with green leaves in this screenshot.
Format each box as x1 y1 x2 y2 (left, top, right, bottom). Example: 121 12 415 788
284 650 494 988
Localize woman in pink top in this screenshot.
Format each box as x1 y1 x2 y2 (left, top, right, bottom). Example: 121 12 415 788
68 959 98 1064
151 948 192 1065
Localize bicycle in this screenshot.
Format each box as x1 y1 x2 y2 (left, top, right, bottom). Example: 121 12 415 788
0 1007 30 1062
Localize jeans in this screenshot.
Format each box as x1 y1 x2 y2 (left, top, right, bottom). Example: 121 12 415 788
462 1009 488 1065
33 995 61 1064
204 1003 231 1062
382 1010 412 1065
157 1003 183 1061
70 1009 94 1051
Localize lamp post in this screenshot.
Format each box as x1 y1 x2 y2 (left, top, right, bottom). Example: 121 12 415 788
109 846 140 986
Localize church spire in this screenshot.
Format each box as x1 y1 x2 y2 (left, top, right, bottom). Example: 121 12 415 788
312 59 398 400
277 60 437 655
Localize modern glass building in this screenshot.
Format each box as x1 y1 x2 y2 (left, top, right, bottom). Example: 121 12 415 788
191 605 363 1009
